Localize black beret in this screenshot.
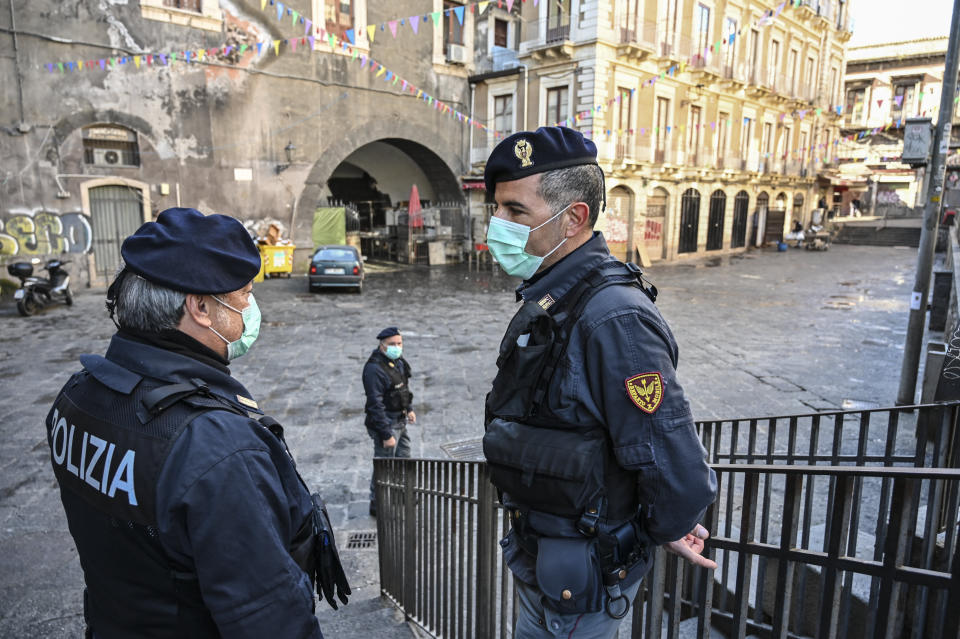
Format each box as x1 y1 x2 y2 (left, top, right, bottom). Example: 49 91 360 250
377 326 400 340
484 126 598 195
120 207 261 294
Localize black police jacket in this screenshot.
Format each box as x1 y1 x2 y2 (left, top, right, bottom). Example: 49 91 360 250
484 233 717 584
46 333 322 639
362 349 413 441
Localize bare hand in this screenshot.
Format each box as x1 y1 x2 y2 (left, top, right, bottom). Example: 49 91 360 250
383 436 397 448
664 524 717 570
407 410 417 424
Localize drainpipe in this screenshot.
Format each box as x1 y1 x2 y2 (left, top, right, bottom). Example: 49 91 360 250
8 0 25 124
468 83 475 167
519 63 529 131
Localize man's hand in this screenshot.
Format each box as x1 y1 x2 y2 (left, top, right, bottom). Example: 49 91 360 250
664 524 717 570
407 410 417 424
383 436 397 448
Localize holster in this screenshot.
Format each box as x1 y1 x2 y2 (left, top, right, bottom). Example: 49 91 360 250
535 537 605 614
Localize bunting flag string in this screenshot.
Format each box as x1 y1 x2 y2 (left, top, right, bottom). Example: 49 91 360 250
40 0 857 143
40 2 512 140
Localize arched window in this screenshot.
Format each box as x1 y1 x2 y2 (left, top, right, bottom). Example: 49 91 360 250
775 192 788 210
732 190 749 248
679 188 701 253
757 192 770 211
707 190 726 251
793 193 805 227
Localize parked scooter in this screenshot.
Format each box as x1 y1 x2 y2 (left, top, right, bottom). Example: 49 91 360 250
6 258 73 316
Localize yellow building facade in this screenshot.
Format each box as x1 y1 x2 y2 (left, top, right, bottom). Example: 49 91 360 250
468 0 852 261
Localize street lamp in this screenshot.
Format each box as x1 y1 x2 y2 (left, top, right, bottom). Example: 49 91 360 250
275 141 296 173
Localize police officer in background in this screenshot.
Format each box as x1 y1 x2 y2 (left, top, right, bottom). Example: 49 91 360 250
363 326 415 516
481 127 717 638
46 207 347 639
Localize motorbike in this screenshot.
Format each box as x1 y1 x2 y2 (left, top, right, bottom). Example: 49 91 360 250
6 258 73 316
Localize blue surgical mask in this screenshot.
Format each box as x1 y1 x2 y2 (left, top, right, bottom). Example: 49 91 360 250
210 294 261 360
486 205 570 280
384 344 402 360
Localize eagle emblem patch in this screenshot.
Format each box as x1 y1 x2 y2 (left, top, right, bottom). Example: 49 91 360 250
625 372 663 414
514 139 533 167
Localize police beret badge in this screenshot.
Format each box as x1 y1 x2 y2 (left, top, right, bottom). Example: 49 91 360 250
625 372 663 414
514 139 533 167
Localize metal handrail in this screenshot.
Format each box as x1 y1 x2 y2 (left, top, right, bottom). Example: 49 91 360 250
374 403 960 638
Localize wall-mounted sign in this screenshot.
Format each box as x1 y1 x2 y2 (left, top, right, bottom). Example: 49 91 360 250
83 125 136 142
902 118 933 167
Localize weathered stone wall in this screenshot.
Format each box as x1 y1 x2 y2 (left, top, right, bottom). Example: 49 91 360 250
0 0 469 287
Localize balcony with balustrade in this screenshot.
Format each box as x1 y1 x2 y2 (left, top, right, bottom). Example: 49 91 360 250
689 50 722 86
657 32 692 65
745 65 772 97
616 20 656 63
720 61 748 90
614 132 636 164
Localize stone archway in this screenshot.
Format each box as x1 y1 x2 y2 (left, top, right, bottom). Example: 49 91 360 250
295 123 466 248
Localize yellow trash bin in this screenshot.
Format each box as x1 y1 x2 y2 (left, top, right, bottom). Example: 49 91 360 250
260 244 295 278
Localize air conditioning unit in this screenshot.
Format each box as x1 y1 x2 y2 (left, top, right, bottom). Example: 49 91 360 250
446 44 468 64
492 45 519 71
92 148 121 165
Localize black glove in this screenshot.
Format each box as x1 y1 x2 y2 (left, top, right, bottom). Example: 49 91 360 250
311 493 351 610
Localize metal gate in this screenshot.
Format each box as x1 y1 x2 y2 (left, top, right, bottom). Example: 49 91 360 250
731 190 749 248
679 188 700 254
707 190 726 251
88 185 144 276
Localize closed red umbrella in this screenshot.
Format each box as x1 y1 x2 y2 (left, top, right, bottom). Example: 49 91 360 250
408 184 423 228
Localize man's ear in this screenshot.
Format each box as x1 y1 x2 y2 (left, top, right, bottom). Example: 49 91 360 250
564 202 591 237
183 294 214 328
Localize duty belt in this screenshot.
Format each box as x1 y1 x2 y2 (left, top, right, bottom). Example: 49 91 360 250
509 508 649 568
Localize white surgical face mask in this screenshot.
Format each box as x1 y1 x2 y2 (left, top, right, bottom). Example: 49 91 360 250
209 294 261 360
485 205 570 280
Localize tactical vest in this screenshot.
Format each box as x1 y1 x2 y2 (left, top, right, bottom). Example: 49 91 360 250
483 261 658 526
47 360 315 638
368 352 413 413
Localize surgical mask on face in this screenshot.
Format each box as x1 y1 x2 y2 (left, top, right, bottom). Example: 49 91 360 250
485 205 570 280
384 344 402 360
209 294 261 360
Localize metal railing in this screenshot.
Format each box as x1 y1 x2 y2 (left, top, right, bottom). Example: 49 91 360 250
375 403 960 638
618 20 657 49
615 133 635 162
545 23 570 44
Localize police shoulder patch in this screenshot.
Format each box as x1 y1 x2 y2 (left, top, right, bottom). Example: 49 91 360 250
624 372 663 414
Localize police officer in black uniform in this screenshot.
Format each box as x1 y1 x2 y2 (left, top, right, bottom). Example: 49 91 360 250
45 207 348 639
363 326 415 516
481 127 718 638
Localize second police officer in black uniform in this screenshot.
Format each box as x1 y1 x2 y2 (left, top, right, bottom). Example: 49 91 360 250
482 127 718 638
363 326 416 516
45 208 349 638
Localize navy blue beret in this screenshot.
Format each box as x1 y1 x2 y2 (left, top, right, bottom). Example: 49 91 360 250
377 326 400 340
484 126 598 195
120 207 261 294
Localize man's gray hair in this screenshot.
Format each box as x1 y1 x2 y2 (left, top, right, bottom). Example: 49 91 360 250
537 164 605 227
111 269 186 332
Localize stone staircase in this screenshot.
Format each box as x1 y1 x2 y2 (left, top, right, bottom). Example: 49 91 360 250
834 224 921 247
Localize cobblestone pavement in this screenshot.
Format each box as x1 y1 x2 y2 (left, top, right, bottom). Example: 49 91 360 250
0 244 920 637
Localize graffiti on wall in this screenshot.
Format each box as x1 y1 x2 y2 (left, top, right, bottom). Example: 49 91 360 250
643 219 663 242
0 208 92 256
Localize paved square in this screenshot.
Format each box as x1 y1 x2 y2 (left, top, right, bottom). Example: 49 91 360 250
0 244 920 636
